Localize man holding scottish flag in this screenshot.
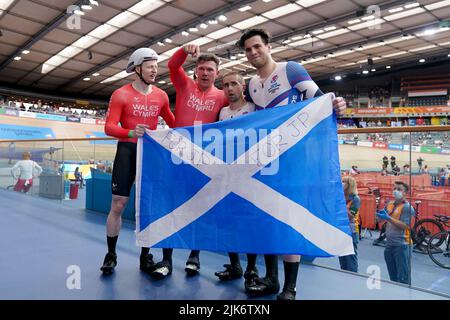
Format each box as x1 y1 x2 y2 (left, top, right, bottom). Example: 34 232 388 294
100 48 175 275
214 70 259 289
149 43 228 280
238 28 347 300
134 30 352 300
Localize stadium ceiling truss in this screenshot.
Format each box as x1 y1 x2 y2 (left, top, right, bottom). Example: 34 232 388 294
0 0 450 101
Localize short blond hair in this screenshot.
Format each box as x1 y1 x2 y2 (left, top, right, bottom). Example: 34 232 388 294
221 71 244 84
342 176 358 195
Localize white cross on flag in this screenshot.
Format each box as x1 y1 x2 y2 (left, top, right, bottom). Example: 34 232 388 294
135 93 354 257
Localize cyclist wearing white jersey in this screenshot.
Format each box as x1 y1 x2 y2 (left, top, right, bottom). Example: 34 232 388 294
238 28 347 300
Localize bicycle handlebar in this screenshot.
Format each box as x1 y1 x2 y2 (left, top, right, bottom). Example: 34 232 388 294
434 215 450 225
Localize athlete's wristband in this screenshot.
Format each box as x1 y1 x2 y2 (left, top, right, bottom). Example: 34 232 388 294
128 130 134 138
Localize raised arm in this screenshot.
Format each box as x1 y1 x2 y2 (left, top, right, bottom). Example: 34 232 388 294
168 47 193 89
160 93 175 128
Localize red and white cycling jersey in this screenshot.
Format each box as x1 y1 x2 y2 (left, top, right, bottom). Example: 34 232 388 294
104 83 175 143
168 48 228 127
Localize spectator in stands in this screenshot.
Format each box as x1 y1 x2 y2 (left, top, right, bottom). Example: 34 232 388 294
392 165 401 176
382 156 388 169
350 165 360 175
0 95 5 106
390 156 396 170
439 168 447 186
10 152 43 194
48 147 56 162
417 136 423 145
417 157 424 172
381 166 388 176
447 165 450 187
74 167 84 189
97 160 106 172
376 181 415 285
422 165 429 174
401 133 408 142
402 164 410 175
339 176 360 273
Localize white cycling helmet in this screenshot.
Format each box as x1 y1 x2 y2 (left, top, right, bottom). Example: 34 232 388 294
126 48 159 73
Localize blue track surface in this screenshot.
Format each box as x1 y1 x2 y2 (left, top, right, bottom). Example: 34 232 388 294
0 189 448 300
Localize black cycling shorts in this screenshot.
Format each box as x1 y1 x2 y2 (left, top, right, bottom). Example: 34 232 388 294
111 142 137 197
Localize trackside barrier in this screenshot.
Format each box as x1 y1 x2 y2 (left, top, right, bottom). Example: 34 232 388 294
356 195 450 231
350 174 449 230
358 194 377 229
352 173 432 188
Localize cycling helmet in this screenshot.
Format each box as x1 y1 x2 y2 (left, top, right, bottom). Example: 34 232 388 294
126 48 158 73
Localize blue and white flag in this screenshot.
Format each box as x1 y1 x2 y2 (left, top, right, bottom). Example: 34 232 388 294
135 93 354 257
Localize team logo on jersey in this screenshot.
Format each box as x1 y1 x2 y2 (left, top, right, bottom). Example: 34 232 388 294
268 75 280 95
134 97 140 103
187 93 215 112
132 104 160 117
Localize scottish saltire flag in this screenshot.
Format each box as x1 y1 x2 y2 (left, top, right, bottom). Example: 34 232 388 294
135 93 354 257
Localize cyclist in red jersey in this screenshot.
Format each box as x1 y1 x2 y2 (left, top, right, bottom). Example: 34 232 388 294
100 48 175 275
150 44 228 280
171 44 228 127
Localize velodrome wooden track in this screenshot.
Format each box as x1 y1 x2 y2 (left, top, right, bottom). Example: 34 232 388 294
339 144 450 170
0 115 117 162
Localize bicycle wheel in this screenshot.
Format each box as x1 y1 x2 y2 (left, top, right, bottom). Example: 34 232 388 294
412 219 445 247
427 231 450 269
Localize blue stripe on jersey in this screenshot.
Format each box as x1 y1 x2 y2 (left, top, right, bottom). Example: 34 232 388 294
265 89 296 109
286 61 312 87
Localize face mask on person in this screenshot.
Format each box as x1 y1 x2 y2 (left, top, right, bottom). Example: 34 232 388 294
393 190 403 200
